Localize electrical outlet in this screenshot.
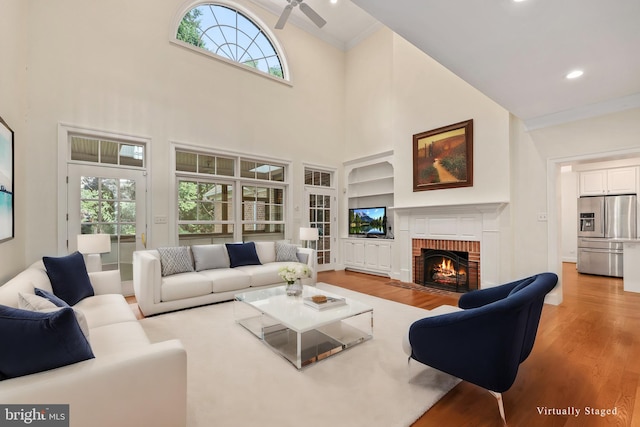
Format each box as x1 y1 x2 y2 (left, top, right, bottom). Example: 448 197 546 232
537 212 548 222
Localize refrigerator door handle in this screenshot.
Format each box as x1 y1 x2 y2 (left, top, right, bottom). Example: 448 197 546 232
580 248 623 254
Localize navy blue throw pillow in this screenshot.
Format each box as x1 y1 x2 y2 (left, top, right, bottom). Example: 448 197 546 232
0 305 94 380
225 242 262 268
42 252 94 306
35 288 69 308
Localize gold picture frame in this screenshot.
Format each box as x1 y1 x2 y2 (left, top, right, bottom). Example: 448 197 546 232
413 119 473 192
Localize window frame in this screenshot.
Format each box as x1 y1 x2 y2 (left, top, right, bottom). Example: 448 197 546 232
172 144 291 245
170 0 292 86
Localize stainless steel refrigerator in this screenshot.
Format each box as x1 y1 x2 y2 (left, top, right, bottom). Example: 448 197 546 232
577 194 637 277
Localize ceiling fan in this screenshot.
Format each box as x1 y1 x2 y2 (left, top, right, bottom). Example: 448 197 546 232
275 0 327 30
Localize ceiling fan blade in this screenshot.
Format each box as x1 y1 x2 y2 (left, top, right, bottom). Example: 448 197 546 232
275 4 294 29
299 2 327 28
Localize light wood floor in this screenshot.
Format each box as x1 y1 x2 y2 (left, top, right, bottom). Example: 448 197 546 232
317 264 640 427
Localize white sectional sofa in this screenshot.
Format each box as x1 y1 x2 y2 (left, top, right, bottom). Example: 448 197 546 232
133 241 317 316
0 259 187 427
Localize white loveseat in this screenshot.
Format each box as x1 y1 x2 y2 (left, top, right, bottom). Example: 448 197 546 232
133 241 317 316
0 261 187 427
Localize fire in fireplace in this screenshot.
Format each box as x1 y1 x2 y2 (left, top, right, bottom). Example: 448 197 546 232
415 248 479 292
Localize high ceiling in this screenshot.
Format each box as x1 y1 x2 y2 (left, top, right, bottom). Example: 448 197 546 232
253 0 640 130
248 0 381 50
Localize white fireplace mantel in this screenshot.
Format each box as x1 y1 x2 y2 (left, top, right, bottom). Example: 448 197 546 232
391 201 510 289
390 202 508 216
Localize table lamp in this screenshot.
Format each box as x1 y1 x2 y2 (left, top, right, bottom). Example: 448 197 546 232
77 234 111 272
299 227 319 249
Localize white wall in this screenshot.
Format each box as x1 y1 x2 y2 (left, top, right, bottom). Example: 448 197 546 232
390 33 511 209
23 0 346 263
344 28 394 160
0 0 27 283
561 168 578 262
344 29 511 211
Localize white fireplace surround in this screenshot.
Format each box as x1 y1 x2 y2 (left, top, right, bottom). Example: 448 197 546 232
391 202 508 289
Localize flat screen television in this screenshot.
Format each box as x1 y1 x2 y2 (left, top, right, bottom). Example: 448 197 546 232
349 207 386 236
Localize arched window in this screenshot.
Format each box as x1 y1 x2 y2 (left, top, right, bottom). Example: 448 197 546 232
175 2 287 80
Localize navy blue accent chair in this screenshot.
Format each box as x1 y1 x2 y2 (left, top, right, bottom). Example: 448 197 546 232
406 272 558 424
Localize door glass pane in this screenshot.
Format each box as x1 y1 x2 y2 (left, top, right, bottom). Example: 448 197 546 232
308 192 332 266
120 179 135 200
79 175 137 281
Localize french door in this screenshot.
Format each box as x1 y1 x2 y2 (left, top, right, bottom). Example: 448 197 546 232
306 187 336 272
67 164 147 284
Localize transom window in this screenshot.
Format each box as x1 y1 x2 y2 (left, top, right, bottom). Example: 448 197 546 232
305 168 332 187
70 135 145 168
176 151 234 176
176 3 285 79
241 160 284 181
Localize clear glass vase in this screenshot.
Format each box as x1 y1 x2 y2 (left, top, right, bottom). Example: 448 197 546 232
286 280 302 296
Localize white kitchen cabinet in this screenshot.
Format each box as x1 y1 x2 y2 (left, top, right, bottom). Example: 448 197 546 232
579 167 637 196
343 238 393 276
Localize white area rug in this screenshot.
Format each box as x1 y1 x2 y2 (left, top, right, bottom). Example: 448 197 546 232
140 283 460 427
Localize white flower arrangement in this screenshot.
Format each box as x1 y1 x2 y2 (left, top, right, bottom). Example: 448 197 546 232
278 264 311 284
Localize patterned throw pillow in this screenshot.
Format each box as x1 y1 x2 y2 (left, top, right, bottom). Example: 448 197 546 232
275 241 299 262
157 247 194 277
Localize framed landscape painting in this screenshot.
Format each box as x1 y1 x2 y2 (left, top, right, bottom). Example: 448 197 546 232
0 116 14 242
413 119 473 192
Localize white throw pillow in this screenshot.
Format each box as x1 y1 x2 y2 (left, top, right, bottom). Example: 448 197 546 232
254 242 276 264
18 292 91 341
191 244 230 271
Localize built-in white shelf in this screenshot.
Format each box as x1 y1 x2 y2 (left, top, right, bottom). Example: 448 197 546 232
343 151 395 275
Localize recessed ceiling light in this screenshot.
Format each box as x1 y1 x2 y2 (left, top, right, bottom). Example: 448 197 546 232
330 0 338 4
566 70 584 79
513 0 527 3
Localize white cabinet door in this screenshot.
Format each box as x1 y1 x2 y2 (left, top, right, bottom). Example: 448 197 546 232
579 170 606 195
607 168 636 194
343 238 393 275
378 243 392 270
353 241 365 267
365 242 379 268
580 167 637 196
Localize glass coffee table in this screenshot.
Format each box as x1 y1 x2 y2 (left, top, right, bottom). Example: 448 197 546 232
234 284 373 369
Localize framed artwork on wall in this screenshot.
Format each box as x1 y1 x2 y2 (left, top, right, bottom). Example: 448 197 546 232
413 119 473 192
0 116 14 242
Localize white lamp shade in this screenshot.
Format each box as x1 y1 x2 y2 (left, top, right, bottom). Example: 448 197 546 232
77 234 111 254
300 227 319 241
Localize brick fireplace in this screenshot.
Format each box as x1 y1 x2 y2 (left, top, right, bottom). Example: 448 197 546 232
391 203 507 290
412 239 480 292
